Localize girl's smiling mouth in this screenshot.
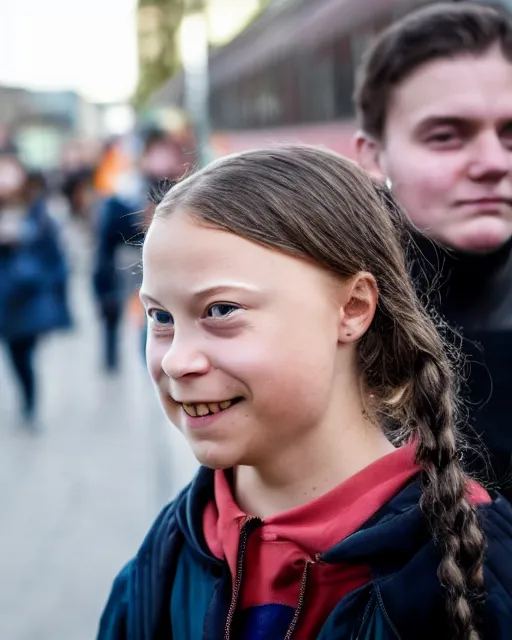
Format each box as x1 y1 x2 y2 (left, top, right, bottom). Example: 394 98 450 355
181 397 243 418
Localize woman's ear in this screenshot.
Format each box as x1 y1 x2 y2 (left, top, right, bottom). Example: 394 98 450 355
354 131 387 182
338 273 378 343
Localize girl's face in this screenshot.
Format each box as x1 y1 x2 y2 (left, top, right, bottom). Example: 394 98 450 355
141 208 357 470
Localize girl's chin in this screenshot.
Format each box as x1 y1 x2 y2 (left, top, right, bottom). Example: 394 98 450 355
192 453 237 471
188 442 248 471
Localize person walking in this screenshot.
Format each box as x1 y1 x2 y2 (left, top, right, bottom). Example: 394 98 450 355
0 155 72 430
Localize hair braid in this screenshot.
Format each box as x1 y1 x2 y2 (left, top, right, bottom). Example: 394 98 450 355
359 184 486 638
410 331 485 639
369 274 486 640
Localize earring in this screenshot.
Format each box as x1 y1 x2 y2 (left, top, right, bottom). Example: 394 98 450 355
385 177 392 191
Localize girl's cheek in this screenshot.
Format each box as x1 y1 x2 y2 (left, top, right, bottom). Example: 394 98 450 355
146 337 168 383
147 359 160 384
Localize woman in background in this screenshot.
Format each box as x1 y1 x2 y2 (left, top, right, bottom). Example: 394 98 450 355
0 154 72 431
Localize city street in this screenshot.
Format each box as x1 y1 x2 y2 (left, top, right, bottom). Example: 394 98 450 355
0 225 198 640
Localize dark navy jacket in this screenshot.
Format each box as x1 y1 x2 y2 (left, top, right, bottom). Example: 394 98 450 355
97 467 512 640
0 198 71 340
92 195 144 317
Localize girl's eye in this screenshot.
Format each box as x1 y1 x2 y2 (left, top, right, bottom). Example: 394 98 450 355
206 303 241 319
148 309 174 326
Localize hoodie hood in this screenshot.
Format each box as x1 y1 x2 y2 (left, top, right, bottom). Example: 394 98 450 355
173 465 427 571
174 466 219 564
173 464 489 570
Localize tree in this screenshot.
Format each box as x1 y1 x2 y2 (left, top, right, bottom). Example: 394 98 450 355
135 0 271 108
134 0 186 107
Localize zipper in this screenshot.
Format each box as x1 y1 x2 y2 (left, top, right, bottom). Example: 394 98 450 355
224 516 260 640
283 559 311 640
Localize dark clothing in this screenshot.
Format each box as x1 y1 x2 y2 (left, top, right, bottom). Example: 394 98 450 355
97 466 512 640
0 198 71 340
103 312 121 372
5 335 37 416
92 195 143 314
412 235 512 499
92 195 144 370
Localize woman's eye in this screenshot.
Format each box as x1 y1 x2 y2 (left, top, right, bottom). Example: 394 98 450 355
502 123 512 149
148 309 173 325
206 303 240 319
427 131 458 144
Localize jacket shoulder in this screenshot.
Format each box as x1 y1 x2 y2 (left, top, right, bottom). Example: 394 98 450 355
480 495 512 636
481 495 512 577
96 494 185 640
97 560 132 639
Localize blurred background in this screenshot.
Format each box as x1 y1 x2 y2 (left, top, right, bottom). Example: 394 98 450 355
0 0 510 638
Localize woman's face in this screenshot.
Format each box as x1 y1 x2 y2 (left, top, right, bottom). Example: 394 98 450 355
358 48 512 253
141 208 358 470
0 158 25 203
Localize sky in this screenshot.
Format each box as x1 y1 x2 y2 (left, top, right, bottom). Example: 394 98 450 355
208 0 261 44
0 0 138 103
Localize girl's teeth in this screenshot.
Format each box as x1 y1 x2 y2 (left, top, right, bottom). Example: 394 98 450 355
182 399 236 417
183 403 197 417
196 404 210 417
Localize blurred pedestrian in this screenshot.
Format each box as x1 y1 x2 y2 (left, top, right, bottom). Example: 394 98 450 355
98 146 512 640
61 166 96 222
0 155 72 430
92 129 189 372
355 2 512 499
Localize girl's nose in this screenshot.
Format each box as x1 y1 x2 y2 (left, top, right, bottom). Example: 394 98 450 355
161 334 211 380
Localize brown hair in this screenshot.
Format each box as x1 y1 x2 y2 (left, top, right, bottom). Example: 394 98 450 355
355 2 512 139
147 145 486 639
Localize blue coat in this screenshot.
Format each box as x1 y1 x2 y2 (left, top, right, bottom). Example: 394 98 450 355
97 467 512 640
0 199 71 340
92 195 144 316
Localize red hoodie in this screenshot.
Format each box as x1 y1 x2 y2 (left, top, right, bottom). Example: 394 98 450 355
204 445 398 638
203 445 490 639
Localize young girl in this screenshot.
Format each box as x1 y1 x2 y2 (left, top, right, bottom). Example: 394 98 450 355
98 146 511 640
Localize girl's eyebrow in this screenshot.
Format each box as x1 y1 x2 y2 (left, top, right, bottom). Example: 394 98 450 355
139 292 163 305
139 284 262 305
191 283 262 300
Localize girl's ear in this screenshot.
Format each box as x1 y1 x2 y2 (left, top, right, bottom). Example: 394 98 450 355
338 273 378 343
